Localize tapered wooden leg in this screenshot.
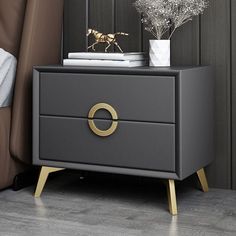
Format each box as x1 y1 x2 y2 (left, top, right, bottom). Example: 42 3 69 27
34 166 64 198
197 168 209 192
167 179 178 215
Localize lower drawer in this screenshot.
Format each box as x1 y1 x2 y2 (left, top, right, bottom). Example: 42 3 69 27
39 117 176 172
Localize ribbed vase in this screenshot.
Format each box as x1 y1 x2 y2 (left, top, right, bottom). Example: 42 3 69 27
149 40 170 67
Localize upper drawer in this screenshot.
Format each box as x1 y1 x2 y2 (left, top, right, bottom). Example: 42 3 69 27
40 73 175 123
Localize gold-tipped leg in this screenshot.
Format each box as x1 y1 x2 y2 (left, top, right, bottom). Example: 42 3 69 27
34 166 64 198
167 179 178 215
197 168 209 192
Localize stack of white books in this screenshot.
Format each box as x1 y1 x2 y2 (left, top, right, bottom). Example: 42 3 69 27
63 52 147 67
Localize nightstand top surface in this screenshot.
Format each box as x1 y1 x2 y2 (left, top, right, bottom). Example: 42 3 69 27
34 65 211 76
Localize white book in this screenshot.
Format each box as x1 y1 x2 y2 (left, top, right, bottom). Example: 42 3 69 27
63 59 146 67
68 52 146 61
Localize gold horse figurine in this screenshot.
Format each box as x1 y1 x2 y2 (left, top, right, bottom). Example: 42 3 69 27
87 29 129 53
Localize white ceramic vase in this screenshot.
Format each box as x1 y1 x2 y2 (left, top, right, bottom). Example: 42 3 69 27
149 40 170 67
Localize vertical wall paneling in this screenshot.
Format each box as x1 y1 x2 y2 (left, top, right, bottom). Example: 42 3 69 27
171 17 200 66
88 0 115 52
63 0 88 58
231 0 236 190
142 30 153 53
115 0 141 52
201 0 231 188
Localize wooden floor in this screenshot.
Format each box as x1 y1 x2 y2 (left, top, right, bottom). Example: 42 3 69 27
0 171 236 236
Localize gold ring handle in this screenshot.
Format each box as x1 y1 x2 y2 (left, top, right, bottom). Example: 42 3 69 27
88 103 118 137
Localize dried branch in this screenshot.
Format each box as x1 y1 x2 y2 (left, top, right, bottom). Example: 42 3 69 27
134 0 208 40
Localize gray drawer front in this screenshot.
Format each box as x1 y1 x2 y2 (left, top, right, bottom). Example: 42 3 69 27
39 117 176 172
40 73 175 123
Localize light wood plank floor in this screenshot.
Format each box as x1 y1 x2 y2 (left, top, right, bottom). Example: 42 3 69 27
0 171 236 236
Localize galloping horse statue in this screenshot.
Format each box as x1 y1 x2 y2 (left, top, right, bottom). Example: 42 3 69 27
87 29 129 53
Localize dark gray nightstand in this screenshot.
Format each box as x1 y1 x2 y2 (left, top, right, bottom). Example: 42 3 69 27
33 66 214 215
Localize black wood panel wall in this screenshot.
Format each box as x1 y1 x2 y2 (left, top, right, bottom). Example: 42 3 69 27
64 0 236 189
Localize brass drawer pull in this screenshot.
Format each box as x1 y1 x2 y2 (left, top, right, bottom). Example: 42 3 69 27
88 103 118 137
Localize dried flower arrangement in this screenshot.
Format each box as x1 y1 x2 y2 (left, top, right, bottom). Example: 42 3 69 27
134 0 208 40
